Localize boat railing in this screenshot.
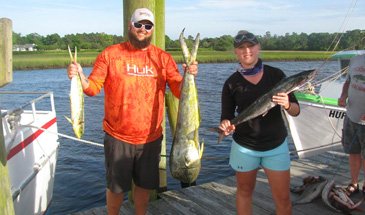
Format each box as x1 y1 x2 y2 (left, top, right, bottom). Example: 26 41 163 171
1 91 56 127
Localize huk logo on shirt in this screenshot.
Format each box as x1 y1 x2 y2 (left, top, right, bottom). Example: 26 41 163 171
126 64 155 77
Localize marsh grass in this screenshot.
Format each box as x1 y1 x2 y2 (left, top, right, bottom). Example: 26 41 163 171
13 50 335 70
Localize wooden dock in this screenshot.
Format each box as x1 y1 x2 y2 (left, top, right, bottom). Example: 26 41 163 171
72 149 365 215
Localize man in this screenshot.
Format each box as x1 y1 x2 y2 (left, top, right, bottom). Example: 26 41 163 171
67 8 198 215
338 53 365 196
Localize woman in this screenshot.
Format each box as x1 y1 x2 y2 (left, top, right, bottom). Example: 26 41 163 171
219 30 300 215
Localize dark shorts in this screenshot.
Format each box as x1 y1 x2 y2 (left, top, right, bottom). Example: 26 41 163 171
104 133 162 193
342 116 365 158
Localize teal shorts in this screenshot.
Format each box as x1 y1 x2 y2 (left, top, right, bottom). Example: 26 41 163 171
229 139 290 172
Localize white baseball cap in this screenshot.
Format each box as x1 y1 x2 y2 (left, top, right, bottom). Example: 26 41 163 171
130 8 155 25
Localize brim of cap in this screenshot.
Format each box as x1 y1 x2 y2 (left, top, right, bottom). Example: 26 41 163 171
234 39 258 48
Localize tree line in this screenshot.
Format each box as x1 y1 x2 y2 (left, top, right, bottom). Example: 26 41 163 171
13 29 364 51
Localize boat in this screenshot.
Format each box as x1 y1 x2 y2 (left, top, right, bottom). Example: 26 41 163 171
1 91 60 215
285 50 365 158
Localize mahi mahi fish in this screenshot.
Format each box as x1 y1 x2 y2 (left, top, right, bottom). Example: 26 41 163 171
214 69 317 143
169 29 204 184
65 45 84 139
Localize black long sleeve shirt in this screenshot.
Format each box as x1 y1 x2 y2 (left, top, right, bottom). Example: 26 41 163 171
220 64 298 151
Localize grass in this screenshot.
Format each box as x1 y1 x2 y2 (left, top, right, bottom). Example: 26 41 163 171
12 49 336 70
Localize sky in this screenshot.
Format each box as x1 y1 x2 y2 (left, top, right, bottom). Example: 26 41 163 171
0 0 364 40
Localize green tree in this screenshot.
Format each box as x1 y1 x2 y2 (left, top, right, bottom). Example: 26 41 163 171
212 35 233 51
42 33 62 50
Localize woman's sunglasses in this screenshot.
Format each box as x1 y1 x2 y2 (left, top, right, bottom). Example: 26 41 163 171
234 32 256 43
132 22 154 31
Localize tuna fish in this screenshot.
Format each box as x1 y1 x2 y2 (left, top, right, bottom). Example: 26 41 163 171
65 46 84 139
213 69 317 143
169 29 204 184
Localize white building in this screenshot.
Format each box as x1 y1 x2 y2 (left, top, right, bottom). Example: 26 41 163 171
13 44 37 51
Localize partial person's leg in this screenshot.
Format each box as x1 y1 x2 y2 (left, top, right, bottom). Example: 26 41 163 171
106 189 124 215
103 133 134 215
261 141 291 215
229 141 261 215
362 159 365 192
342 117 362 191
359 123 365 192
349 154 362 186
134 136 163 214
236 170 258 215
265 169 292 215
134 186 151 215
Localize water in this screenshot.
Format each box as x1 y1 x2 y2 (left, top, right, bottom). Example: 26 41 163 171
0 61 340 214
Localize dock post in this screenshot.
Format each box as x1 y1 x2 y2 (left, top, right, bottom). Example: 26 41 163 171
123 0 167 203
0 17 15 215
0 18 13 87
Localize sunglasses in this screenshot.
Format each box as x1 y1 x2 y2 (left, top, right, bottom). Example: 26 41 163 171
132 22 154 31
234 32 256 43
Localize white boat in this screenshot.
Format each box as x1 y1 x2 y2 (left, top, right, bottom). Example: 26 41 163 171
285 50 365 158
1 91 60 215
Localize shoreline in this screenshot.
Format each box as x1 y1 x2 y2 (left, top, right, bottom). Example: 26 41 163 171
12 50 335 71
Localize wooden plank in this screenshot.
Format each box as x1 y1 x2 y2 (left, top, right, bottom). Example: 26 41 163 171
178 184 237 214
74 149 365 215
157 190 209 214
147 197 186 215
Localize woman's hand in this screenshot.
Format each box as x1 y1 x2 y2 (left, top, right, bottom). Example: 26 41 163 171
272 92 290 109
219 119 236 136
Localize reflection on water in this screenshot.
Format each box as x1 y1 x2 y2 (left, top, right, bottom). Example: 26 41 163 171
0 61 340 214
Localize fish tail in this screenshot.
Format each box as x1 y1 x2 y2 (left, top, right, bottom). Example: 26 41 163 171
64 115 73 124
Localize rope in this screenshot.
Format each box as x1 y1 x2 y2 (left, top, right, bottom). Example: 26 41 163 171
21 124 104 148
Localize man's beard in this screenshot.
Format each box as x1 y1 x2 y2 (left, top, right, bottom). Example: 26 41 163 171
128 31 152 49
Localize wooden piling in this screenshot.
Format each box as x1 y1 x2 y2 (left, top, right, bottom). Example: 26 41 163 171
0 18 13 87
0 17 15 215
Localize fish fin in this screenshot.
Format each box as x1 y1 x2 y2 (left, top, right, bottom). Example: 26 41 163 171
75 131 82 139
208 127 226 144
64 116 73 124
199 140 204 158
217 132 225 144
208 127 220 133
262 111 269 117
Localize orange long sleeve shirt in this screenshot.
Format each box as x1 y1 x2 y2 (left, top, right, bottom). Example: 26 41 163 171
84 42 182 144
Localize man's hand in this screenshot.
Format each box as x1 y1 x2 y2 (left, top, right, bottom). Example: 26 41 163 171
182 61 198 76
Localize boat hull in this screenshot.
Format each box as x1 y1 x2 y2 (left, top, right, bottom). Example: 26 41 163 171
284 95 345 158
1 92 59 215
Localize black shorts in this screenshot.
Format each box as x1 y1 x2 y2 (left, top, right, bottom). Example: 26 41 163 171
104 133 162 193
